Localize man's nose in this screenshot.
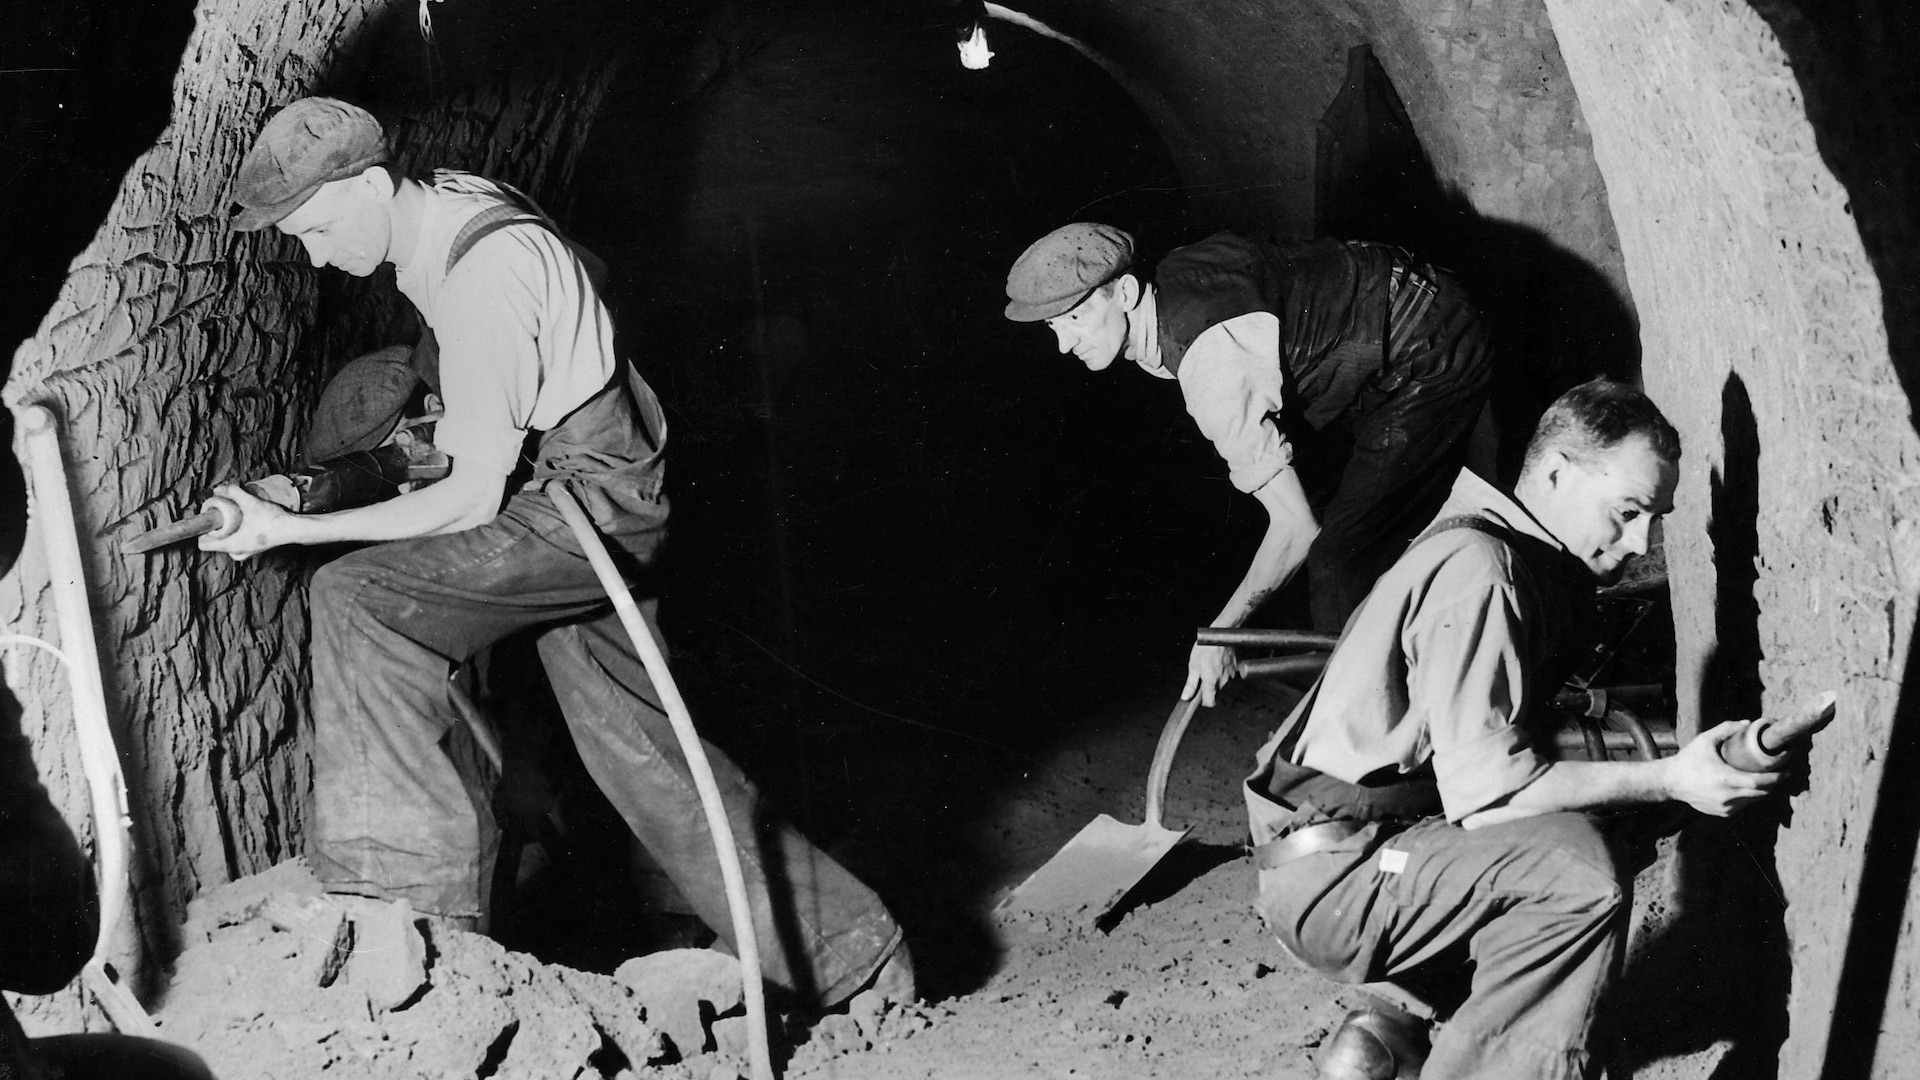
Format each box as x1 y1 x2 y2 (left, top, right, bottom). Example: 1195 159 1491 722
300 237 327 268
1050 324 1074 354
1623 517 1653 557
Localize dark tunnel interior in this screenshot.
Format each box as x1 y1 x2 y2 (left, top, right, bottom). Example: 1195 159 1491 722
10 0 1920 1073
472 0 1239 984
0 0 1694 995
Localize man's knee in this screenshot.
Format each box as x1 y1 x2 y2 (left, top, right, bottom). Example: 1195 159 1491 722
1254 853 1381 983
1499 813 1628 917
310 554 393 629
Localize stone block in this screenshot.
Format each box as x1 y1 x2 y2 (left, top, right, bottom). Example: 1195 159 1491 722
614 948 744 1057
345 898 428 1012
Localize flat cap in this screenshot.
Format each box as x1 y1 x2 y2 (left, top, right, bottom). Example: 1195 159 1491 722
231 97 389 232
304 345 421 464
1004 222 1135 322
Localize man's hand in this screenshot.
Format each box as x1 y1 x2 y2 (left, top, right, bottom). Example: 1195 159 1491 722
1665 720 1783 816
196 483 294 561
1183 642 1236 707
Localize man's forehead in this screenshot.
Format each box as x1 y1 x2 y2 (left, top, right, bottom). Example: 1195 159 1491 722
1049 290 1104 323
1591 436 1678 507
276 181 346 233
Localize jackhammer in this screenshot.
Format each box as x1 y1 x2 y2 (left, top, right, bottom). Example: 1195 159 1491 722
120 424 449 554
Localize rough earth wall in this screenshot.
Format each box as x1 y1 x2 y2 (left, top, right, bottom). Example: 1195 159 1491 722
1037 0 1631 411
1360 0 1638 394
0 0 405 1029
1544 0 1918 1073
0 0 620 1033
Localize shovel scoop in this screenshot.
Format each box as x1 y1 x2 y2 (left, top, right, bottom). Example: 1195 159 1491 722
997 694 1201 919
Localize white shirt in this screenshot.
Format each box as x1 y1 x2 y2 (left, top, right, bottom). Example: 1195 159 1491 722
1127 287 1294 494
392 172 617 475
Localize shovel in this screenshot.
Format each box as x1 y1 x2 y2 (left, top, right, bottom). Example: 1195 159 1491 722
997 693 1202 918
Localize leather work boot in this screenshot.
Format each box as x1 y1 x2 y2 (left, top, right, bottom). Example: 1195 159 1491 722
1316 1002 1431 1080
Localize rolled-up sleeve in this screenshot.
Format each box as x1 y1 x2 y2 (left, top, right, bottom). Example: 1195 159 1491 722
1402 570 1549 821
1177 312 1293 493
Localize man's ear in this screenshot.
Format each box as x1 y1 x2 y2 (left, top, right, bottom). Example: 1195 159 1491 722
1114 273 1141 308
1538 448 1574 492
356 165 397 203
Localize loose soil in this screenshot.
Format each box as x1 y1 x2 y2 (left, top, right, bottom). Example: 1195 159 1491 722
151 677 1367 1080
150 670 1734 1080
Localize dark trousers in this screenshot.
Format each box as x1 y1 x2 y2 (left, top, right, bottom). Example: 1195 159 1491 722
1305 278 1493 631
1255 813 1626 1080
307 486 900 1008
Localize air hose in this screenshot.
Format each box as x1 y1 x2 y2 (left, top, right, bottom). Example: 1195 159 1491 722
547 482 775 1080
13 405 158 1034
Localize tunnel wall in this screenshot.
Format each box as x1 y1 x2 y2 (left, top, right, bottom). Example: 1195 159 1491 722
1042 0 1620 257
1034 0 1635 416
1545 0 1918 1073
1358 0 1639 394
0 0 617 1029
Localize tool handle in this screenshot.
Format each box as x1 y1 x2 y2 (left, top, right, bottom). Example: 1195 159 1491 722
1236 654 1330 681
120 496 240 554
1721 691 1838 772
1143 694 1202 830
1196 627 1340 651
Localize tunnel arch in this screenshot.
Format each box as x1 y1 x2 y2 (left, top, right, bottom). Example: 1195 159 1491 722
2 0 1916 1070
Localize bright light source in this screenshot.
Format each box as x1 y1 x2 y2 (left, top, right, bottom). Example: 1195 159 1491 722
958 24 994 70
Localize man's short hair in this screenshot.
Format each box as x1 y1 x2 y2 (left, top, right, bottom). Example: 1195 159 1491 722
1522 378 1681 472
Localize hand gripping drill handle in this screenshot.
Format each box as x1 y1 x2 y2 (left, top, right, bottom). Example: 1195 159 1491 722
118 485 269 554
1720 691 1838 772
121 438 451 554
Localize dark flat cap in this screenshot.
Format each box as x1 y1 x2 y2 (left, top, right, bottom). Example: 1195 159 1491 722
1004 222 1135 322
231 97 389 232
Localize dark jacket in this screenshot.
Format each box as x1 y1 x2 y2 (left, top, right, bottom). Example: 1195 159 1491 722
1154 234 1399 430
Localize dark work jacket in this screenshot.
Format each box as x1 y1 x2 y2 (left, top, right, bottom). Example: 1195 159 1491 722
1154 234 1398 431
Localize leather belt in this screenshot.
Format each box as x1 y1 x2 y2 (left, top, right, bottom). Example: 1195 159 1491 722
1251 819 1366 871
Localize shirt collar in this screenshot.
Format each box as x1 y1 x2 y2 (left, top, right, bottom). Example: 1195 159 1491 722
1125 284 1173 379
392 184 434 294
1438 469 1568 554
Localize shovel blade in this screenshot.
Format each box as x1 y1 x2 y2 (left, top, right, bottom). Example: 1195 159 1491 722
997 813 1192 917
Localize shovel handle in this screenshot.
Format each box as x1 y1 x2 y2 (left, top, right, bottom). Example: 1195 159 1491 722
1143 694 1203 830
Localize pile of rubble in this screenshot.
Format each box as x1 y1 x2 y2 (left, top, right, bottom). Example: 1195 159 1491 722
153 860 765 1080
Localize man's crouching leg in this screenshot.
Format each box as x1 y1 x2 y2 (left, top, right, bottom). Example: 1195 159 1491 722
538 612 909 1013
1257 813 1627 1080
307 550 494 921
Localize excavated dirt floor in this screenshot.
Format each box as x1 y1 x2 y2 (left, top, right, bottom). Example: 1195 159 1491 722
149 678 1361 1080
148 671 1729 1080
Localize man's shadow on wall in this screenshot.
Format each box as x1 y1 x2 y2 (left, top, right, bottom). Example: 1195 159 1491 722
1409 194 1643 480
1324 184 1641 477
1607 373 1797 1078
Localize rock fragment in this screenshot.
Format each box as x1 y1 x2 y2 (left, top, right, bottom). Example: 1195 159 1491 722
614 948 744 1057
344 898 428 1012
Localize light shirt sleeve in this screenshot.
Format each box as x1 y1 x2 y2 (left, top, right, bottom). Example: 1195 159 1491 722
1401 552 1550 821
1176 311 1294 493
430 226 617 476
430 258 536 475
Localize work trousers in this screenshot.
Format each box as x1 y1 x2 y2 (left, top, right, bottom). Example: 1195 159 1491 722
1255 812 1626 1080
307 486 900 1008
1304 274 1493 632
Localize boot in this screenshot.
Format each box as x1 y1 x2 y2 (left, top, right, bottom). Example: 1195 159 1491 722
1317 1000 1430 1080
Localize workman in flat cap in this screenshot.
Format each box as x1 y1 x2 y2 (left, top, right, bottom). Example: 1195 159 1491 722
1005 223 1492 705
206 97 911 1013
1243 379 1792 1079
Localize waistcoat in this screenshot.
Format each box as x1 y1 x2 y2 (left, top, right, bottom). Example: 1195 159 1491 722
1154 234 1397 430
